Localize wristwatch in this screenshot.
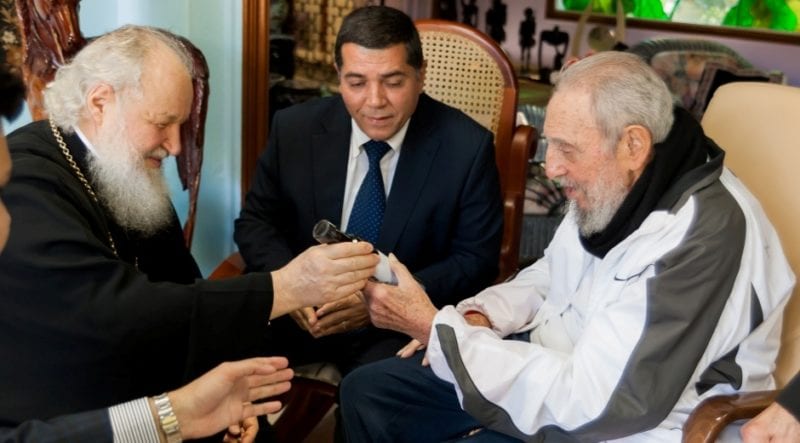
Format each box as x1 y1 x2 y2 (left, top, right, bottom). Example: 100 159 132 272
154 393 182 443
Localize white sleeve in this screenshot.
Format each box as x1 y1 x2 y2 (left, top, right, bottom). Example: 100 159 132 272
454 256 549 338
426 275 650 437
109 398 161 443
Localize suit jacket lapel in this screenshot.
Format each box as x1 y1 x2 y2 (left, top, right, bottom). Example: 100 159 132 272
380 94 440 252
312 98 351 226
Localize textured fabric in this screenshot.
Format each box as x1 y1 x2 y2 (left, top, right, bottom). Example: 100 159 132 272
109 398 160 443
346 140 391 243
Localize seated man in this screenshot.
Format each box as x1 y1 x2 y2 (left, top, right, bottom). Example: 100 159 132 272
0 25 379 432
340 51 795 441
234 6 502 373
0 62 291 443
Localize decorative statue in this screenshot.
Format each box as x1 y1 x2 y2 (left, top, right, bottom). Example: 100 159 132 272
538 25 569 81
438 0 458 21
15 0 86 121
485 0 507 44
460 0 478 27
519 7 536 73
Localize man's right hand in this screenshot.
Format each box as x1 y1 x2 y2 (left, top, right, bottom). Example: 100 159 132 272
290 307 318 332
270 242 379 319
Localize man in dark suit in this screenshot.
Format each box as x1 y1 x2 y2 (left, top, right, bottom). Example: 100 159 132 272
234 5 503 373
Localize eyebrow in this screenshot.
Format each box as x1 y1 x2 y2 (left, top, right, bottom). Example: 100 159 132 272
342 70 407 81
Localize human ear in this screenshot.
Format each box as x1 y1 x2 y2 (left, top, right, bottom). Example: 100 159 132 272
85 83 116 126
619 125 653 172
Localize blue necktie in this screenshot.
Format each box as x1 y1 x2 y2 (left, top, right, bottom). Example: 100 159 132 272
347 140 391 244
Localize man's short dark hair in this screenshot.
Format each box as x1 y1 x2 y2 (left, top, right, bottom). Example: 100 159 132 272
334 6 423 71
0 67 25 120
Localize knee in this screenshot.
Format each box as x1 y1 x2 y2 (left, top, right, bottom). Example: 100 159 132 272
340 363 373 407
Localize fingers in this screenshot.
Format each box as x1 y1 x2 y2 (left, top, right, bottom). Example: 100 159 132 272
310 304 369 337
249 366 294 385
239 417 259 443
387 253 416 288
249 379 292 402
396 339 426 358
317 241 374 259
316 292 361 317
290 307 318 331
216 357 289 381
246 399 284 417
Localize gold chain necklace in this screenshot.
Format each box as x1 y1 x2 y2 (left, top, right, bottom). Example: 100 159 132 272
49 118 120 258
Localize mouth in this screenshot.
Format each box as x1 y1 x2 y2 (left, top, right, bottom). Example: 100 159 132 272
364 115 392 126
145 157 163 169
145 148 169 169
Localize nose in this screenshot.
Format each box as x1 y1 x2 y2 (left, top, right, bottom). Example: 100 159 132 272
544 147 565 180
366 83 387 108
163 124 182 156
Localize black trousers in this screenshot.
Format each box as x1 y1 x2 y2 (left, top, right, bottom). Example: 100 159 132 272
339 352 522 443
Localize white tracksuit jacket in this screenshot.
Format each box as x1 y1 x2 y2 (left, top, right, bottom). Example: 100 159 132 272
426 164 794 442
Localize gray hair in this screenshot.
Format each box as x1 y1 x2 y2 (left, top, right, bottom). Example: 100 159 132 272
554 51 674 149
44 25 195 132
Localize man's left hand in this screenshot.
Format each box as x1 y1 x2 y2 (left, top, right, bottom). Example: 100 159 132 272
223 417 259 443
309 292 370 338
363 254 438 344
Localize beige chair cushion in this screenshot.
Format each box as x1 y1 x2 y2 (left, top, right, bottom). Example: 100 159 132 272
701 82 800 387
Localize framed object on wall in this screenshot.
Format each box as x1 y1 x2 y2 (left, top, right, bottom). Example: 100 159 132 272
547 0 800 44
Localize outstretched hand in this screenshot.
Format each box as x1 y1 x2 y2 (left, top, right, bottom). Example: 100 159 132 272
168 356 293 441
363 253 438 344
271 242 379 318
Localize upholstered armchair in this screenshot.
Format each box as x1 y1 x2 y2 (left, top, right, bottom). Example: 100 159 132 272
682 82 800 442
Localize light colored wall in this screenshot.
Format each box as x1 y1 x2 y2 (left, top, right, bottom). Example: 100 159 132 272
8 0 243 275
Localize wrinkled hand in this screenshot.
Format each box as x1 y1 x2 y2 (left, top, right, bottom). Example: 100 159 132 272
463 311 492 328
271 242 379 318
741 402 800 442
289 307 318 332
169 357 293 441
309 291 370 338
363 254 438 344
397 338 429 366
223 417 259 443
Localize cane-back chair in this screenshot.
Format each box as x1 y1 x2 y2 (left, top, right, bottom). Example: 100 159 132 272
415 18 537 282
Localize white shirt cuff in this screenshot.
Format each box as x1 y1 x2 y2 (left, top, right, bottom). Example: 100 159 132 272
109 397 161 443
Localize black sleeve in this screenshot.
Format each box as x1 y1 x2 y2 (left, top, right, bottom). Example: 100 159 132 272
777 371 800 420
234 110 296 272
0 410 113 443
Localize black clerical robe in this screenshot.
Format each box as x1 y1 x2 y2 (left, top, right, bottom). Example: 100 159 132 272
0 120 272 426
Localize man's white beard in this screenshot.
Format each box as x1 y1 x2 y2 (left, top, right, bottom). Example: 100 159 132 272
87 117 173 237
566 171 629 237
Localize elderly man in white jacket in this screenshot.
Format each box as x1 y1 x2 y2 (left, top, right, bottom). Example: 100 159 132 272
339 51 795 442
